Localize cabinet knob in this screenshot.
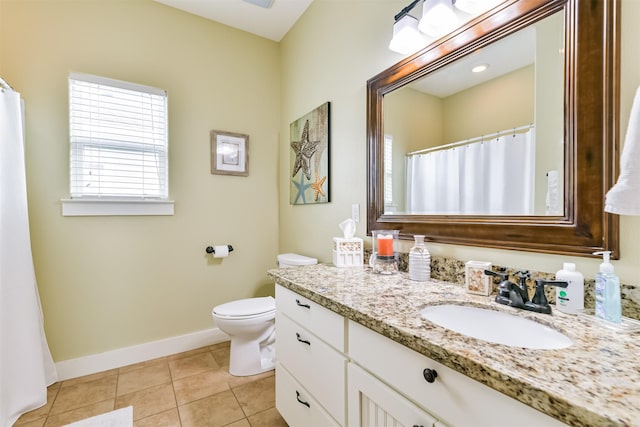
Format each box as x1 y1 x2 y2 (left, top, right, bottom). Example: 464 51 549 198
423 368 438 383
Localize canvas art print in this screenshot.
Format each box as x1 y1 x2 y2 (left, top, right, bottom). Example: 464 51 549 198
290 102 330 204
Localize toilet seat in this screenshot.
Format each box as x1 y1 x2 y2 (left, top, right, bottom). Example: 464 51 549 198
213 296 275 320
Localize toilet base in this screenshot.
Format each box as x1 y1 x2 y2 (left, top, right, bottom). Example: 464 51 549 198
228 329 276 377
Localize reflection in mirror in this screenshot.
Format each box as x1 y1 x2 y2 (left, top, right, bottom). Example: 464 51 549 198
383 11 564 216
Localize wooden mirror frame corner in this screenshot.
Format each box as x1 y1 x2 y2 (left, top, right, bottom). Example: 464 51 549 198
366 0 620 258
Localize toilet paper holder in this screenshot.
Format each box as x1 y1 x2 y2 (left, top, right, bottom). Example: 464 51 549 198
205 245 234 254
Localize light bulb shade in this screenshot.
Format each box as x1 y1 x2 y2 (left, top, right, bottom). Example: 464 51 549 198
605 86 640 216
454 0 502 15
389 14 427 55
419 0 459 38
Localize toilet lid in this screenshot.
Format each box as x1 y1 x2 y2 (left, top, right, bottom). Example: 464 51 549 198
213 296 275 317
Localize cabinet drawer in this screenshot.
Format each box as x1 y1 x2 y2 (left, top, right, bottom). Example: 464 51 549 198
348 320 567 427
277 312 346 424
276 284 345 351
276 362 341 427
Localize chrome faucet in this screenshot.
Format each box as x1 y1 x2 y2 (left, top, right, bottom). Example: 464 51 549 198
484 270 568 315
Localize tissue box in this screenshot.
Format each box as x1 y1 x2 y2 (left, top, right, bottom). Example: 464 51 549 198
465 261 492 296
333 237 363 267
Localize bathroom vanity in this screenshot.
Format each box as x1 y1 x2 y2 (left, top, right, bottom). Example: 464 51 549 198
269 264 640 427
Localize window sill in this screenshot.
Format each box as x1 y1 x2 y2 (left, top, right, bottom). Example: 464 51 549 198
61 199 175 217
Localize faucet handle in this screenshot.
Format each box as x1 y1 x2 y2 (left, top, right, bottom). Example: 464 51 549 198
532 279 568 306
484 269 509 281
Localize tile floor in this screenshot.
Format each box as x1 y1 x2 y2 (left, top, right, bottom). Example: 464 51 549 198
14 342 288 427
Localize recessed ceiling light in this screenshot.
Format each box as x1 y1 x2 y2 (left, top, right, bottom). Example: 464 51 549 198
472 64 489 73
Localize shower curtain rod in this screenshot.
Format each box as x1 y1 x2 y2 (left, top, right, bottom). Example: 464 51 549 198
407 123 534 156
0 76 15 91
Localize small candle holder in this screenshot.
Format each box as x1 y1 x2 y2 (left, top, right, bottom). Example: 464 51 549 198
369 230 399 274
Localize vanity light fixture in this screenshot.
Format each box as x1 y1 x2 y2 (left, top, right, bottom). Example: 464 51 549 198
389 13 427 54
389 0 502 55
472 63 489 73
389 0 428 55
455 0 502 14
419 0 459 38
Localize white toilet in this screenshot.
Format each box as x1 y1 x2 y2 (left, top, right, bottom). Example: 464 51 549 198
211 253 317 376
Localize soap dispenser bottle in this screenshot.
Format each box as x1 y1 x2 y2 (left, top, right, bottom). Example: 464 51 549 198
555 263 584 314
409 235 430 281
594 251 622 323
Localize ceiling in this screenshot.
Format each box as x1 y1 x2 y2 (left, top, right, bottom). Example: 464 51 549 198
153 0 314 41
411 26 536 98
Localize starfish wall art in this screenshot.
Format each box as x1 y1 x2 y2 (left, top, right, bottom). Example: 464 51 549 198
290 102 330 204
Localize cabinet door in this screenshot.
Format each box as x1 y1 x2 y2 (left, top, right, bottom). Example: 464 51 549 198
348 363 438 427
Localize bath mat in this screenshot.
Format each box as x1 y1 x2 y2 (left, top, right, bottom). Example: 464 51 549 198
64 406 133 427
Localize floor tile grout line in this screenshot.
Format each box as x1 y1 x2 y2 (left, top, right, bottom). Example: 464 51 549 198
168 361 183 427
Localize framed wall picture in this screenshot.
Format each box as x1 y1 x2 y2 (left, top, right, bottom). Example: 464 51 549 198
289 102 330 204
211 130 249 176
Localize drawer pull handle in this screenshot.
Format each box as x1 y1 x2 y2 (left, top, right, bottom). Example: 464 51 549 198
296 390 311 408
423 368 438 383
296 332 311 346
413 425 424 427
295 299 311 309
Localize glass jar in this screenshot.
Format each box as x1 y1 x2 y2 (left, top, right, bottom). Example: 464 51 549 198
370 230 399 274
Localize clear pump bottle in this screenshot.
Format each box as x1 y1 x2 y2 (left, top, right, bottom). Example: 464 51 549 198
594 251 622 323
409 235 430 282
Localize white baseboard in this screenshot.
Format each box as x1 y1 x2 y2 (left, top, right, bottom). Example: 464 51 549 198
55 327 229 381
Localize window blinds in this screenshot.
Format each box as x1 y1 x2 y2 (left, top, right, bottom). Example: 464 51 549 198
69 73 168 199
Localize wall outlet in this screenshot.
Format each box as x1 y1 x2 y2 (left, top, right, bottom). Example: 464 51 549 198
352 203 360 222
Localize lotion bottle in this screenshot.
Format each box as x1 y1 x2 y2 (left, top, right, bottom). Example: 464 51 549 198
555 263 584 314
594 251 622 323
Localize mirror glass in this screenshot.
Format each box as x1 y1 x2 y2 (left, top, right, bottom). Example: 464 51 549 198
383 11 564 216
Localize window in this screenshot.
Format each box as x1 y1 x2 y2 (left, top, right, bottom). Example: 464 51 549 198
63 73 173 216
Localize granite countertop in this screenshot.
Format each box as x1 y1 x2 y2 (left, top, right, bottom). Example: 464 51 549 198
268 264 640 427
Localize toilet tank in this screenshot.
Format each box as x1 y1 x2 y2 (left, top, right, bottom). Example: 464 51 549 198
277 253 318 268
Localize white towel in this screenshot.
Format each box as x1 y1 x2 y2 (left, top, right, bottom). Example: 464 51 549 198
605 85 640 215
64 406 133 427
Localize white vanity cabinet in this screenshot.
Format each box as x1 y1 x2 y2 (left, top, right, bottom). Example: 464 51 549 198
275 284 567 427
349 320 567 427
275 285 347 426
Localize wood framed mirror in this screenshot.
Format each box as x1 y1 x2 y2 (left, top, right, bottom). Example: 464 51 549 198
367 0 619 258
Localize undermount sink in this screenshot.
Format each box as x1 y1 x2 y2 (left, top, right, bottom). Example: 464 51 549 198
420 304 573 350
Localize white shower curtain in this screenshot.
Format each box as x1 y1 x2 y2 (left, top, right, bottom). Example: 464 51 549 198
1 86 57 426
406 129 535 215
